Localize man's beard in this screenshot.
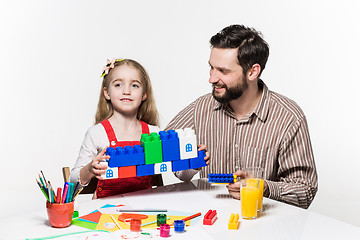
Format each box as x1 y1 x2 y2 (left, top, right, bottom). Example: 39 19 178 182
212 80 248 104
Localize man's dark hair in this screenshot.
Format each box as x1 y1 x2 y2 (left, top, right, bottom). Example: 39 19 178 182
210 25 269 76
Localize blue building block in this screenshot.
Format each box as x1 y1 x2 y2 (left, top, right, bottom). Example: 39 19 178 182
189 150 207 169
159 130 180 162
208 173 237 184
172 159 190 172
107 145 145 168
136 164 155 177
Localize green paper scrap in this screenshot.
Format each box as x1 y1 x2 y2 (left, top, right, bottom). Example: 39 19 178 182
71 219 98 230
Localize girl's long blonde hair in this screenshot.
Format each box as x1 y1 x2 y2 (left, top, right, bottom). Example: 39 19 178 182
95 59 159 126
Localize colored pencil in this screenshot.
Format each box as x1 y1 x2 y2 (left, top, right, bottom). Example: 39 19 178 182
141 217 170 227
117 209 167 212
72 187 83 201
40 170 48 187
48 181 56 203
169 212 201 226
62 183 69 203
181 212 201 222
110 215 122 229
36 179 50 202
38 174 46 188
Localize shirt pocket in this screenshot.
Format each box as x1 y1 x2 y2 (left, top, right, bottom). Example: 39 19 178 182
241 146 268 170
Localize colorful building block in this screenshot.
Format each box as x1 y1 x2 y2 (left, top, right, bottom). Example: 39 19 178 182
208 173 237 184
159 130 180 162
118 166 137 178
101 128 208 181
172 159 190 172
100 161 118 179
189 150 206 169
136 164 154 177
203 210 217 225
176 128 198 160
228 213 240 230
154 162 172 174
106 145 145 167
141 133 163 164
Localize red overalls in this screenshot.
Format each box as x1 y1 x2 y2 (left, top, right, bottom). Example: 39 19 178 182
96 119 153 198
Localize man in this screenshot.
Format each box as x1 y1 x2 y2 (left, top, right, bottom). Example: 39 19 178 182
165 24 318 209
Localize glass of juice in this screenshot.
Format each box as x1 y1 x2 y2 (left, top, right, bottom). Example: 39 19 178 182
240 178 259 219
245 167 264 212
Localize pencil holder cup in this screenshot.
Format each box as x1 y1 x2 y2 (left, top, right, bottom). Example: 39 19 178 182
46 201 74 228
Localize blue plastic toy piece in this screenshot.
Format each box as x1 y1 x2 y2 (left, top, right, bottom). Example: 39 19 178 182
107 145 145 168
159 130 180 162
174 220 185 232
189 150 207 169
136 164 155 177
208 173 236 183
172 159 190 172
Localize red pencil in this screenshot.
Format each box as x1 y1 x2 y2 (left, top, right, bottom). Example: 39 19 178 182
56 187 62 203
181 212 201 222
170 212 201 225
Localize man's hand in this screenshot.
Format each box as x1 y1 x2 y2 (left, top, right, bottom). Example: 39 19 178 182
198 144 210 165
226 170 245 199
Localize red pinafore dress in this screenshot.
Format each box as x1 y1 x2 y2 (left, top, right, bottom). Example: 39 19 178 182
96 119 153 198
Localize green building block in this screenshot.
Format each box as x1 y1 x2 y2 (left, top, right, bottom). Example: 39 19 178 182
141 133 163 164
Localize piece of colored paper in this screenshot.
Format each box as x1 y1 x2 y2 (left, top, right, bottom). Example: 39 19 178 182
71 219 98 230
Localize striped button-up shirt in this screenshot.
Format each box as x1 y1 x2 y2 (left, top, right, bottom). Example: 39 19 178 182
165 81 318 209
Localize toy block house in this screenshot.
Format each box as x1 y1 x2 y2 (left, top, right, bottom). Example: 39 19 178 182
102 128 207 180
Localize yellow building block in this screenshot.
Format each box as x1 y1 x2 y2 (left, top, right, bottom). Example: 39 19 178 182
228 213 240 230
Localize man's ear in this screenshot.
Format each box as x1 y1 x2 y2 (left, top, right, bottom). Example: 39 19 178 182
104 87 111 100
247 63 261 82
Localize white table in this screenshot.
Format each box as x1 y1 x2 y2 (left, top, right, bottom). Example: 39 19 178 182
0 179 359 240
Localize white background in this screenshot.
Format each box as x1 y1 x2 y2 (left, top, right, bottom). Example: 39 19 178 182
0 0 359 228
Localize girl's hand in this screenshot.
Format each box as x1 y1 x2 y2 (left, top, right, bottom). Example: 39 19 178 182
89 147 110 180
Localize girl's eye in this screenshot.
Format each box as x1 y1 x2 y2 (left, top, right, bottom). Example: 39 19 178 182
132 84 140 88
114 83 122 87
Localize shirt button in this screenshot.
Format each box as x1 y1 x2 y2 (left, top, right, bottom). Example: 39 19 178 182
235 144 239 148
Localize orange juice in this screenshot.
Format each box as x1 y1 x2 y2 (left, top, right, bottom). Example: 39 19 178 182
257 179 264 212
241 184 259 219
246 178 264 212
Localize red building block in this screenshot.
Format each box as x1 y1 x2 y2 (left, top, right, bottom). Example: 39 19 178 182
203 209 217 225
118 166 137 178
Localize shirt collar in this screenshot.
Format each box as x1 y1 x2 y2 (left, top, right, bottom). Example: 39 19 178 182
213 80 270 123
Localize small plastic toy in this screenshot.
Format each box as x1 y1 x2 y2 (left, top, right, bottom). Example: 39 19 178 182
208 173 237 184
106 145 145 167
176 128 198 160
159 224 171 237
159 130 181 162
203 209 217 225
141 133 163 164
228 213 240 230
173 220 185 232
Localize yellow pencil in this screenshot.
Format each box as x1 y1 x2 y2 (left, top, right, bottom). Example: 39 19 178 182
110 215 121 230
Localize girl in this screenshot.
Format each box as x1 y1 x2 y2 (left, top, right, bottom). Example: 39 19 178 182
70 58 160 198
